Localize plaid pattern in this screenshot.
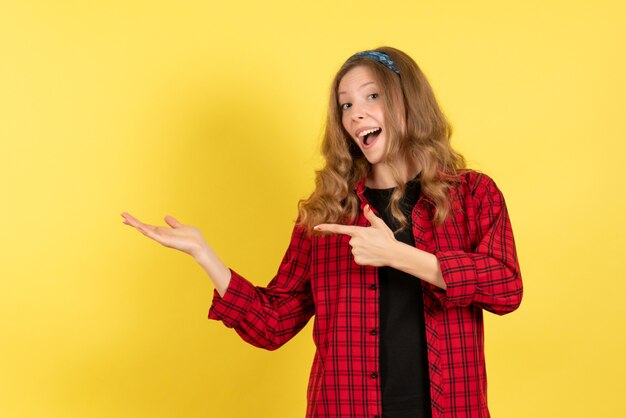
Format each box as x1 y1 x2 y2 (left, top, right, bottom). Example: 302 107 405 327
208 170 523 418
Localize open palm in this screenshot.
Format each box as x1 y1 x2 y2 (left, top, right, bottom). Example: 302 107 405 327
121 212 206 258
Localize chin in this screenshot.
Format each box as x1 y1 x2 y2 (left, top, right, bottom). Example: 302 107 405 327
359 137 386 166
363 153 384 166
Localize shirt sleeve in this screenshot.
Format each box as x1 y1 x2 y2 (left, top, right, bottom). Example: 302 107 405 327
207 224 315 350
426 173 523 315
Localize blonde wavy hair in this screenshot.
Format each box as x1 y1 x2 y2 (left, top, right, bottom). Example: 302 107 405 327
297 46 466 234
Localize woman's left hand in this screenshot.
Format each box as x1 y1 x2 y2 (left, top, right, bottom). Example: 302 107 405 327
314 204 399 267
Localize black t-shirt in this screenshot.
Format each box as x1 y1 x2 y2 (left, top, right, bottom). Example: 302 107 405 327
363 178 432 418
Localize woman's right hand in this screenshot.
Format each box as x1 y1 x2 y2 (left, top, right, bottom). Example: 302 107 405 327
121 212 207 259
122 212 232 296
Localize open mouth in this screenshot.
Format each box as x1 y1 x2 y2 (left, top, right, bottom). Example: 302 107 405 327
359 127 382 146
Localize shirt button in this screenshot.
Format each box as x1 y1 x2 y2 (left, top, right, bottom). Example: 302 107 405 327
371 372 378 378
370 329 377 335
369 284 376 290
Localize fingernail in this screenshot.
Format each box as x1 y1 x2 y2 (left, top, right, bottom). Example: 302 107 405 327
314 225 321 231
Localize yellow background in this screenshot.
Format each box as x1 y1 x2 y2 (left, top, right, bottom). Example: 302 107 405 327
1 1 624 417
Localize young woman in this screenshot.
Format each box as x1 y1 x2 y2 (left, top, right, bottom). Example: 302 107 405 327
122 46 523 418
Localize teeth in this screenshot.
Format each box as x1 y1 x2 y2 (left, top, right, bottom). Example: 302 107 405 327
358 127 381 137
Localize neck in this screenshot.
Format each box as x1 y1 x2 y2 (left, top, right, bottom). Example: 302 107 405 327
366 159 421 189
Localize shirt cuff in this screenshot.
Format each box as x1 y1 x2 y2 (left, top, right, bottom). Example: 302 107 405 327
427 250 477 307
208 268 257 328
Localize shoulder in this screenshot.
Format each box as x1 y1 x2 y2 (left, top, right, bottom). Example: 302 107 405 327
456 169 502 198
451 169 508 214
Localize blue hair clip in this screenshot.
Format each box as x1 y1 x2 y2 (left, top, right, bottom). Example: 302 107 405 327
351 50 400 74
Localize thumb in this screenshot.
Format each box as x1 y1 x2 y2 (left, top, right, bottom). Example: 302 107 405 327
164 215 183 228
364 204 387 229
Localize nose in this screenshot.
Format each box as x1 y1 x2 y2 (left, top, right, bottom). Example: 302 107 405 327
351 104 365 121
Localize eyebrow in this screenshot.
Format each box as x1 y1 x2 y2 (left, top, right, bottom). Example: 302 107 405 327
338 81 376 96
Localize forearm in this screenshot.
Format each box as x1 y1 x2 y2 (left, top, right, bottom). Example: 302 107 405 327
389 242 447 290
432 250 522 314
193 243 232 297
206 224 315 350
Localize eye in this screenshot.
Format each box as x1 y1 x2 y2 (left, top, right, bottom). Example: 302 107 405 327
340 103 352 111
368 93 379 100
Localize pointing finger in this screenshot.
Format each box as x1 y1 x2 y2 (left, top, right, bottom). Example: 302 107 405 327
314 223 361 236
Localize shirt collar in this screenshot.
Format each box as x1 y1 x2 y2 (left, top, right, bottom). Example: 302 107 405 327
353 169 467 208
353 170 425 199
353 176 368 206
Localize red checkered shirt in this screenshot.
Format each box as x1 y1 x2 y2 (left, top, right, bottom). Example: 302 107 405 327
208 170 523 418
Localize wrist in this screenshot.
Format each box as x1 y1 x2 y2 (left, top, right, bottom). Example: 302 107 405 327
191 241 212 263
387 240 407 269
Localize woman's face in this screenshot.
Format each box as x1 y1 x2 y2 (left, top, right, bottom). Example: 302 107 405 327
338 65 388 167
